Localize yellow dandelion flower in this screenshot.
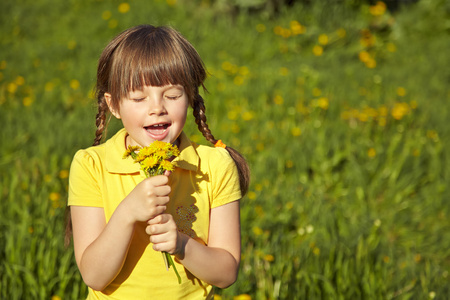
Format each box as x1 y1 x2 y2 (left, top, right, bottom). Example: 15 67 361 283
264 254 275 262
70 79 80 90
365 58 377 69
242 111 254 121
141 156 158 170
7 82 17 94
291 127 302 136
59 170 69 179
233 76 244 86
234 294 252 300
279 67 289 76
252 226 263 235
274 95 284 105
214 295 222 300
49 192 61 201
227 110 239 121
23 97 33 107
51 295 62 300
108 19 118 29
102 10 112 20
313 45 323 56
118 2 130 13
247 191 256 200
285 160 294 168
318 34 329 45
370 1 387 16
45 81 55 92
274 26 283 36
386 42 396 52
313 247 320 256
396 87 406 97
391 102 410 120
368 148 376 158
290 20 306 35
123 145 141 158
317 97 329 110
15 76 25 85
256 24 266 33
359 51 371 63
239 66 249 76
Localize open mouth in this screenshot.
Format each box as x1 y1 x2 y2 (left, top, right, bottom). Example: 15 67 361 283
145 123 170 136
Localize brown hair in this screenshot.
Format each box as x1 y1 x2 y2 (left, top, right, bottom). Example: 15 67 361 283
65 25 250 246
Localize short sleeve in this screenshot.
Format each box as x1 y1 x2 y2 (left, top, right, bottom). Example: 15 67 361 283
210 148 242 208
68 150 103 207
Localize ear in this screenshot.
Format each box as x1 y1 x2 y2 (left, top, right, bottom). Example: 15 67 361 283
105 93 121 119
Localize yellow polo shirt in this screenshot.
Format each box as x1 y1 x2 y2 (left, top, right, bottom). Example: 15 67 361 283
68 128 241 300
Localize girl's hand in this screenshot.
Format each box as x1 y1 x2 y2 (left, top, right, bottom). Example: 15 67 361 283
122 175 171 223
146 214 181 255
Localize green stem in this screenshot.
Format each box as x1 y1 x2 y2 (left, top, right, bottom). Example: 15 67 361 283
164 251 182 284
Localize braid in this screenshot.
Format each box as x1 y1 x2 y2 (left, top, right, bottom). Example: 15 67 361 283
193 95 217 144
93 95 109 146
193 94 250 196
65 95 109 248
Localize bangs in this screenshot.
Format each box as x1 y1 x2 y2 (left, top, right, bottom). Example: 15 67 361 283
108 26 206 105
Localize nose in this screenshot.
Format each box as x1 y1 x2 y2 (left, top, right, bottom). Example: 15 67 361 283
148 97 167 116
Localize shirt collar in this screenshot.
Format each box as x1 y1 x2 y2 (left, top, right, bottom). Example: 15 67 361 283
105 128 199 174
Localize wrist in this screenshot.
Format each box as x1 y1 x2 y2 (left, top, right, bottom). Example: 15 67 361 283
175 232 189 261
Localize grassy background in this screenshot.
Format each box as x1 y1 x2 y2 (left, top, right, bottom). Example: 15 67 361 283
1 0 449 299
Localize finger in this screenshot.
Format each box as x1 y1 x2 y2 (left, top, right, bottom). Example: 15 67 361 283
147 213 170 225
153 185 171 197
164 170 172 177
144 175 169 186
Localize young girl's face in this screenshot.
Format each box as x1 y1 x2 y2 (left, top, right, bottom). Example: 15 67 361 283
107 84 189 148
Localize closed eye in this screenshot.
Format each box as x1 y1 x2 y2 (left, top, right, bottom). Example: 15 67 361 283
165 95 181 100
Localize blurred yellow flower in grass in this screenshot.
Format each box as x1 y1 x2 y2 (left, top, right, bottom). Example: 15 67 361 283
318 34 329 45
396 87 406 97
370 1 387 16
264 254 275 262
59 170 69 179
252 226 263 236
70 79 80 90
290 20 306 35
7 82 17 94
368 148 376 158
279 67 289 76
391 102 410 120
386 42 397 52
15 76 25 85
109 19 118 29
285 160 294 168
247 191 257 200
166 0 177 6
317 97 329 110
118 2 130 13
45 81 55 92
49 192 61 201
51 296 62 300
102 10 112 20
256 23 266 33
313 45 323 56
234 294 252 300
23 97 33 107
273 95 284 105
291 127 302 137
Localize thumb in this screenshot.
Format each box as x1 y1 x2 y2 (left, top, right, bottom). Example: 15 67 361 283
164 170 172 177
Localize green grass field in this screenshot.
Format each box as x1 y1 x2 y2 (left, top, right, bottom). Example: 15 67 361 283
1 0 449 299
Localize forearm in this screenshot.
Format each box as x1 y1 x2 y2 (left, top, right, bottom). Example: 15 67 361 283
78 204 135 291
175 233 240 288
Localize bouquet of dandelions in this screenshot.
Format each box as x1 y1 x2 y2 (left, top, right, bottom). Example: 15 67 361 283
123 140 181 284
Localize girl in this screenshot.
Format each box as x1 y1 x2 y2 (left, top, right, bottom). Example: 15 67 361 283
67 25 250 299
